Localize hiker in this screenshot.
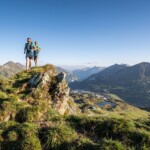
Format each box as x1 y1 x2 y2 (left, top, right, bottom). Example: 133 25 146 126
33 41 41 66
24 37 34 71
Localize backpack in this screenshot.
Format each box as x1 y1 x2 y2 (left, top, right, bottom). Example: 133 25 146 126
25 42 34 52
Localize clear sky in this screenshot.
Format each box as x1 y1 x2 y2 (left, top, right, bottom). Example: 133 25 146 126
0 0 150 67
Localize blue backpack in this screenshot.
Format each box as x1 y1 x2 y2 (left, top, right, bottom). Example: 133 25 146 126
25 42 34 53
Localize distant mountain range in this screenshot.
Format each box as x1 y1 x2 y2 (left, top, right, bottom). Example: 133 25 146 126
72 66 105 81
0 61 25 78
70 62 150 107
3 61 150 108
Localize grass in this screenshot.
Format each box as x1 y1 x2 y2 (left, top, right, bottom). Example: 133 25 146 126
108 93 124 101
100 139 126 150
39 123 78 150
71 92 150 120
66 115 150 149
20 135 42 150
15 106 42 123
0 122 40 150
0 64 150 150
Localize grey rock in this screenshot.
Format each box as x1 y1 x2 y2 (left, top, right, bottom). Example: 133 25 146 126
57 72 67 83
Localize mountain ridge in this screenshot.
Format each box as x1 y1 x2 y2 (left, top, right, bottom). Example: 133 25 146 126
0 61 25 78
70 62 150 107
72 66 105 81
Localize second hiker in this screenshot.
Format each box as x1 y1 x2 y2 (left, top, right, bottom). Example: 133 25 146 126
34 41 41 66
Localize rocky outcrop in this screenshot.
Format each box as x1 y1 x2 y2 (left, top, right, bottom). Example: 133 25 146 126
27 67 76 115
28 70 54 88
49 72 70 114
0 64 78 126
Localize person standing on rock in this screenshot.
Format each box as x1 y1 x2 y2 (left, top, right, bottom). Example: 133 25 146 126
24 37 34 71
33 41 41 66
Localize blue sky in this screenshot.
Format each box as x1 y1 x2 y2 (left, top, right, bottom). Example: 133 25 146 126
0 0 150 67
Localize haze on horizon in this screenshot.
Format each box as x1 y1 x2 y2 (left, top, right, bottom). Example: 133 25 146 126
0 0 150 67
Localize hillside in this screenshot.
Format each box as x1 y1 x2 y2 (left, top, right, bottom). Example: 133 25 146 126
0 61 25 78
70 62 150 107
70 90 150 119
0 64 150 150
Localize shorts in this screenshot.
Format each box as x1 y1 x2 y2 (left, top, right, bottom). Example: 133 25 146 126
34 50 39 60
26 51 34 60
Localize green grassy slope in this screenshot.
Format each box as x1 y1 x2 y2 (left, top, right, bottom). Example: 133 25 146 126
0 65 149 150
